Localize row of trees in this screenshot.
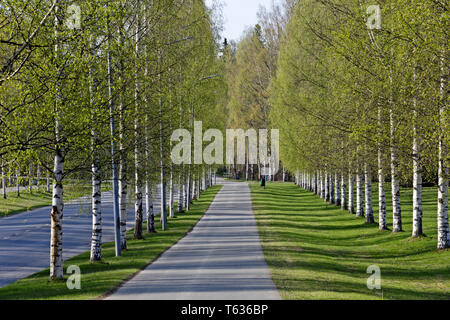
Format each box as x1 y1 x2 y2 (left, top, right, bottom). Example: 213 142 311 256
223 0 447 249
0 0 227 280
269 0 448 249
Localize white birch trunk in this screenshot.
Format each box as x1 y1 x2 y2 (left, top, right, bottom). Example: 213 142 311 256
197 175 201 199
307 172 310 190
192 174 196 201
330 173 334 204
89 56 102 262
169 165 174 218
348 170 355 214
178 170 184 212
335 173 340 206
184 177 188 208
365 162 374 224
90 155 102 262
315 171 319 195
209 167 213 187
2 159 6 199
118 75 128 249
390 109 403 232
50 2 64 280
378 148 387 230
245 152 249 181
412 76 423 237
145 180 155 233
133 9 143 239
321 171 324 198
378 105 387 231
158 52 167 231
318 171 322 196
134 154 144 239
356 169 364 218
437 50 449 249
143 9 155 234
341 170 347 210
50 146 64 280
186 167 191 210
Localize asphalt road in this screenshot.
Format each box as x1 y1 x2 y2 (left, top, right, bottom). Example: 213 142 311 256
0 187 169 288
107 180 280 300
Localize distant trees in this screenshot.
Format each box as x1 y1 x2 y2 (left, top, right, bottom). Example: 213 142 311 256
224 0 289 180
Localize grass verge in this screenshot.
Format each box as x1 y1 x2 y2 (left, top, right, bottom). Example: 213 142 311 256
0 184 111 218
249 182 450 300
0 184 221 300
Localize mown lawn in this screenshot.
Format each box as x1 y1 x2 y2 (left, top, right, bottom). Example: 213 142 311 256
0 183 109 217
249 182 450 300
0 185 221 300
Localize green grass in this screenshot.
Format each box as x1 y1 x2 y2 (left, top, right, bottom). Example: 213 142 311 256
0 184 111 218
0 185 222 300
249 182 450 300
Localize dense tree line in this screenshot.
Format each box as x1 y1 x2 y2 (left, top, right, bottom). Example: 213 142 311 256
269 0 448 249
0 0 226 280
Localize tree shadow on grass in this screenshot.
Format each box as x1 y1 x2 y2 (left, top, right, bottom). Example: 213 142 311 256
249 183 450 300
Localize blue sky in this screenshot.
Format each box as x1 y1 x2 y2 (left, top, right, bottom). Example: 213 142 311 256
206 0 277 42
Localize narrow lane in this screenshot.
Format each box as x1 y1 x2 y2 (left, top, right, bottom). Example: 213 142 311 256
107 180 280 300
0 186 171 288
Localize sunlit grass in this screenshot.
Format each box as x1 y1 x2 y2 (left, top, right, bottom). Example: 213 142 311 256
249 182 450 300
0 185 221 300
0 183 103 217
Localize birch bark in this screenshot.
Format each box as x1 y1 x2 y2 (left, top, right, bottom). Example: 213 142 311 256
335 173 340 206
341 170 346 210
330 173 334 204
118 53 128 249
169 164 175 218
391 108 402 232
378 107 387 230
50 1 64 280
437 50 449 249
89 50 102 262
364 162 374 224
177 169 184 213
412 69 423 237
90 153 102 262
1 159 6 199
133 8 143 239
145 179 155 233
356 167 364 218
348 170 354 214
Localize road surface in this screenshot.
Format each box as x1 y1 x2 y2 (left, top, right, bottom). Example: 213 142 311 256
107 180 280 300
0 186 169 288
